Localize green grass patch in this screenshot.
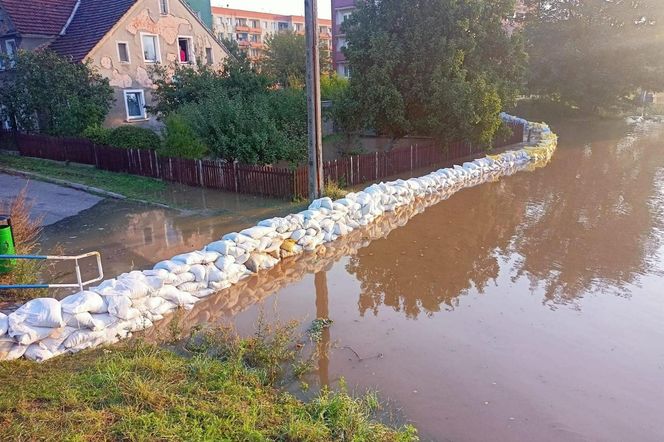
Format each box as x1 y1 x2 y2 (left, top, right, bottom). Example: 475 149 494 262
0 152 168 204
0 321 418 441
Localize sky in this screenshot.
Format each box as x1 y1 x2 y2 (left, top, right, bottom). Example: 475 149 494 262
212 0 333 19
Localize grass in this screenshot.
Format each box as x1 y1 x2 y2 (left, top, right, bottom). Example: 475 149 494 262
0 152 168 204
0 319 418 441
324 181 348 200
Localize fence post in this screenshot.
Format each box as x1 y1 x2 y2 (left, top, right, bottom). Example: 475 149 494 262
350 156 354 185
375 152 378 180
93 144 99 168
198 160 204 187
410 145 413 171
154 150 160 178
233 162 239 193
169 157 173 181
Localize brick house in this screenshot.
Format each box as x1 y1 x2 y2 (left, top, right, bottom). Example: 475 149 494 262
0 0 230 129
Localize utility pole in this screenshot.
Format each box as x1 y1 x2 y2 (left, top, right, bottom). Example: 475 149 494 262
305 0 324 200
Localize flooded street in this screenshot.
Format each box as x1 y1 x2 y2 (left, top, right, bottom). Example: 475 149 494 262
44 118 664 441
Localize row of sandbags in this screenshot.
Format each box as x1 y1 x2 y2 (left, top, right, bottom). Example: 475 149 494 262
0 114 557 362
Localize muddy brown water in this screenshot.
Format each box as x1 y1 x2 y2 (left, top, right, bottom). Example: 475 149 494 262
42 119 664 441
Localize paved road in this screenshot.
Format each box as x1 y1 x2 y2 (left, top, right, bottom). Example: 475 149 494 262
0 173 102 226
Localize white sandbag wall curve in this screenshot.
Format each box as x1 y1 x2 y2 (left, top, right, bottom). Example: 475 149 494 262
0 114 558 362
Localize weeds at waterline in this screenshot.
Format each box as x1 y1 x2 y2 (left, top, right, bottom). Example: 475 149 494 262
0 318 418 441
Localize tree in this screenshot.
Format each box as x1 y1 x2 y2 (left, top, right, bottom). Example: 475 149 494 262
261 31 332 89
524 0 664 112
0 50 113 136
341 0 526 145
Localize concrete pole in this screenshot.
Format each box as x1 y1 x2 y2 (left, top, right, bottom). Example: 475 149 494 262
305 0 324 200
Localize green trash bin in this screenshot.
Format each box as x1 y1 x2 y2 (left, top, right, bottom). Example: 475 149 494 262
0 215 16 274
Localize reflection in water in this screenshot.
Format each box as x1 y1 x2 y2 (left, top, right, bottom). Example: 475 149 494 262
347 121 664 315
315 271 330 386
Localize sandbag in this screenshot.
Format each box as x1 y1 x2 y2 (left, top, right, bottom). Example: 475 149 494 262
240 226 276 239
9 322 56 346
60 291 107 315
206 240 236 254
24 342 54 362
9 298 64 328
157 285 200 306
189 264 207 282
106 295 140 320
177 281 209 292
0 339 27 361
0 312 7 336
154 260 190 274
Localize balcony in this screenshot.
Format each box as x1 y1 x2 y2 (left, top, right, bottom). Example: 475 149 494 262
235 25 250 32
250 41 264 49
238 40 250 48
249 27 262 34
320 32 332 39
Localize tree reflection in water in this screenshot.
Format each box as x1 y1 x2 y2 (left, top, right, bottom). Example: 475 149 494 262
347 121 664 317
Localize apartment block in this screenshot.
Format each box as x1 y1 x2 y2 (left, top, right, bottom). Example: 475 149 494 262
211 7 332 62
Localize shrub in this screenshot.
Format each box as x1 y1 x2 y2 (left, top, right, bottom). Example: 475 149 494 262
161 114 208 159
107 126 162 150
82 125 112 145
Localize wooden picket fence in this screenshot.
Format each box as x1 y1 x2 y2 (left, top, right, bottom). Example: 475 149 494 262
0 123 524 199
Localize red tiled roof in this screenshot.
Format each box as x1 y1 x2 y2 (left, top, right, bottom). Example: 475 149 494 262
50 0 136 62
0 0 78 36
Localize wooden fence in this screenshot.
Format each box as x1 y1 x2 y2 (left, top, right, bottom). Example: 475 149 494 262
0 123 523 199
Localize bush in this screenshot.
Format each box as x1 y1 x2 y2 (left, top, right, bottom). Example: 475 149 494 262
107 126 161 150
82 125 112 145
161 114 208 159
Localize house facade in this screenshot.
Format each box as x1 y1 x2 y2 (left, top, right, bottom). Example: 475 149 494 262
0 0 229 129
211 7 331 63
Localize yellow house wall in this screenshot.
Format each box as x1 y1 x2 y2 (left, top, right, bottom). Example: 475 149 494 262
85 0 228 128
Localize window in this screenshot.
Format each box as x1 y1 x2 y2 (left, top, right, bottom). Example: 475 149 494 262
236 18 246 27
0 39 17 69
124 90 146 120
178 37 194 63
141 34 160 62
205 47 213 65
216 17 223 25
159 0 169 15
117 42 130 63
263 21 268 29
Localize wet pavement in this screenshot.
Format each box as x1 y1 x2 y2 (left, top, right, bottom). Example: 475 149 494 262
40 118 664 440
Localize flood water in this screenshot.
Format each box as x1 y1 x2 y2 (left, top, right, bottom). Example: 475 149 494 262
48 118 664 440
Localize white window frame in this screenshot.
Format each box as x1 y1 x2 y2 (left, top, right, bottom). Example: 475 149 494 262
116 41 131 64
1 39 17 70
123 89 147 121
205 47 213 65
177 36 195 64
159 0 169 15
141 33 161 63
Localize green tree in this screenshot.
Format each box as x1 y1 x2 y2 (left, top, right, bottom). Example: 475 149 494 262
524 0 664 113
342 0 526 144
261 31 332 88
0 50 113 136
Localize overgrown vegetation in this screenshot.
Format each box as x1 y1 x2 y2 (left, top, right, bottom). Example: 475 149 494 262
0 152 167 204
0 50 113 136
524 0 664 114
0 320 418 441
149 61 308 165
0 187 47 302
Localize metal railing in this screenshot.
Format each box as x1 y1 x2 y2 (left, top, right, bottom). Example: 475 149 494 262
0 251 104 291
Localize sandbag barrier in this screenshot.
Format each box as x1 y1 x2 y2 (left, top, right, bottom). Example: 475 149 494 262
0 114 557 362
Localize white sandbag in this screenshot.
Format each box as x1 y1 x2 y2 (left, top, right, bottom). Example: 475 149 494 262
106 295 140 320
0 338 27 361
60 291 107 315
157 285 200 306
172 272 196 286
89 313 117 331
0 312 7 336
9 298 64 328
64 312 99 330
210 281 232 291
9 322 55 346
214 255 235 271
114 278 151 299
121 316 153 333
154 260 190 274
206 240 236 254
207 266 227 283
177 282 209 292
240 226 276 239
24 342 54 362
151 300 178 316
189 264 207 282
193 289 216 298
63 329 104 350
